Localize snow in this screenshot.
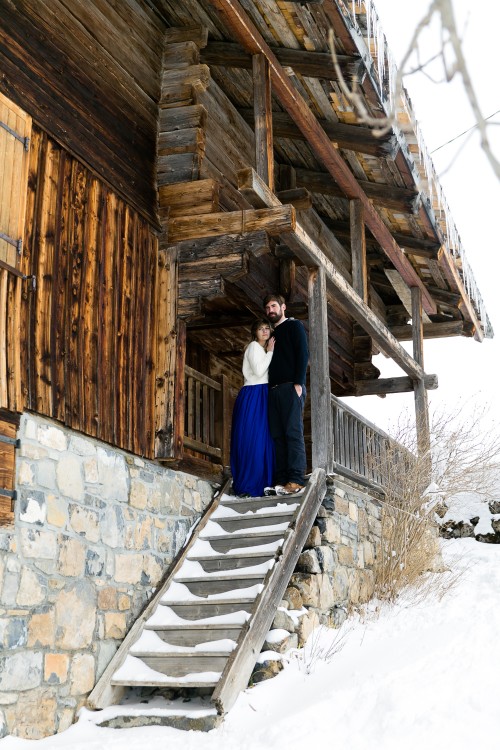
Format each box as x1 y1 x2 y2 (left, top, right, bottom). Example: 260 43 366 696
111 655 221 685
5 536 500 749
178 558 274 579
145 606 250 627
201 520 290 537
129 630 236 655
443 491 494 535
212 502 298 518
160 581 263 603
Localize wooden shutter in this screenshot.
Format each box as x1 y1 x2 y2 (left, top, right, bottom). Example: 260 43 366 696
0 410 19 526
0 93 31 411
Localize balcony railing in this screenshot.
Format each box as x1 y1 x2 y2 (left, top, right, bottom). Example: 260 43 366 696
183 365 230 465
330 394 416 493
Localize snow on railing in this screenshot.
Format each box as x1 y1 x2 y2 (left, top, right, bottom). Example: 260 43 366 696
336 0 493 338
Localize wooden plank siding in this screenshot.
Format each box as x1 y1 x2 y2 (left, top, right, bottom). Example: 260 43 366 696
21 126 161 457
0 410 19 526
0 0 164 223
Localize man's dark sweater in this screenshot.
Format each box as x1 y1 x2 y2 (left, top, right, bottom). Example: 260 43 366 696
268 318 309 387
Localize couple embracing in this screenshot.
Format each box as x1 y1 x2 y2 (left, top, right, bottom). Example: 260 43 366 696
230 293 309 498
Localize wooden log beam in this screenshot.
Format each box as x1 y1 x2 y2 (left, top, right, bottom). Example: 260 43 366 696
294 168 420 213
238 168 425 379
209 0 435 312
350 199 367 303
241 110 396 158
276 187 312 210
252 54 274 190
323 219 441 257
354 374 438 396
389 320 464 340
308 266 333 471
200 41 362 81
412 287 431 460
167 206 295 243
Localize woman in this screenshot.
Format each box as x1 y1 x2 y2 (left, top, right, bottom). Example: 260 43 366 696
230 319 275 497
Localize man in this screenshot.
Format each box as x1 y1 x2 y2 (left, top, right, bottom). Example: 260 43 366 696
263 293 308 495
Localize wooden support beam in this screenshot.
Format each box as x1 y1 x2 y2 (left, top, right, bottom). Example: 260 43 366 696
294 168 419 213
385 269 431 324
201 41 362 81
411 287 431 461
202 7 436 307
389 320 464 340
276 188 312 210
252 54 274 191
241 110 396 158
167 206 295 243
323 219 440 257
308 266 333 471
350 199 367 303
354 374 438 396
238 168 426 379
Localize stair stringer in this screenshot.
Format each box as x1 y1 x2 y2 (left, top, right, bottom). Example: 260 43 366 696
87 479 231 710
211 467 326 715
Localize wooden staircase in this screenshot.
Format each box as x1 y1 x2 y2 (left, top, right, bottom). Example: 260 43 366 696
87 468 326 731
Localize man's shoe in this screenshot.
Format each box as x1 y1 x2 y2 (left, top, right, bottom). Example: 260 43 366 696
281 482 305 495
274 485 288 496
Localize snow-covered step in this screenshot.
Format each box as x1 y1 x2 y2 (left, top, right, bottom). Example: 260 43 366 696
188 550 276 573
125 652 231 678
144 622 242 647
155 598 256 620
220 495 299 513
210 510 296 533
175 572 267 596
200 528 286 553
111 654 221 688
87 696 221 732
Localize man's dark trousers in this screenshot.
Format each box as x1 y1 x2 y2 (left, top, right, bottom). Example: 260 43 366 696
268 382 306 486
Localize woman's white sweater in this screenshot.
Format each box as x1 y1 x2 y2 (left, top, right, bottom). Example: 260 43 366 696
242 341 273 385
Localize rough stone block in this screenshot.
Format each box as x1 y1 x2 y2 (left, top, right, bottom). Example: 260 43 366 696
0 652 42 691
69 653 95 696
16 568 46 607
358 508 369 537
83 457 99 483
4 688 57 739
23 417 38 440
58 536 86 577
38 425 67 452
37 461 57 490
69 436 96 456
85 549 105 577
316 517 341 544
19 491 46 525
56 455 85 501
114 554 143 584
46 495 67 528
104 612 127 639
316 545 335 573
118 593 131 611
296 550 320 574
54 582 96 649
251 655 283 684
101 506 125 549
335 496 349 516
303 525 321 549
96 641 118 681
263 629 298 653
332 568 349 602
129 480 148 510
96 448 128 503
271 607 297 632
337 545 354 566
69 504 100 542
4 618 27 649
28 608 55 648
17 460 34 486
316 573 336 609
289 573 320 607
348 501 358 522
282 586 303 610
296 608 320 646
44 653 69 684
363 540 375 566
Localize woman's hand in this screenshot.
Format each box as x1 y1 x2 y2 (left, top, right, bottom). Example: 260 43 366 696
267 336 275 352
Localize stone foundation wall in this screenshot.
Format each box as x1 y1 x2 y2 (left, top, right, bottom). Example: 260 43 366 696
272 476 383 644
0 413 215 739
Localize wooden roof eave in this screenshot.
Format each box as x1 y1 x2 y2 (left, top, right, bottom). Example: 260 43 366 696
208 0 437 316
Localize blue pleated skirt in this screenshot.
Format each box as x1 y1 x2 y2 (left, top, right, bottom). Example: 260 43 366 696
230 383 275 497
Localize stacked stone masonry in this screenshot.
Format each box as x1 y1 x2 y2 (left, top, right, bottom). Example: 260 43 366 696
0 413 214 739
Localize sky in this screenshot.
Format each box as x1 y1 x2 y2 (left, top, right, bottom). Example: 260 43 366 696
343 0 500 433
2 533 499 750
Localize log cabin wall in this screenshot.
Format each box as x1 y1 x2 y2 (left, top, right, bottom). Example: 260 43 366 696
20 125 159 458
0 0 164 223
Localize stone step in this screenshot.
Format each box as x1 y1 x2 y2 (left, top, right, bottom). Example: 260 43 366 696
174 572 266 597
188 550 276 573
130 652 230 677
221 495 299 513
158 597 255 619
200 529 285 553
212 510 295 532
144 622 242 647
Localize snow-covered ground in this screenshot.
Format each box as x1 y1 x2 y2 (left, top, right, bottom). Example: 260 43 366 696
2 537 499 750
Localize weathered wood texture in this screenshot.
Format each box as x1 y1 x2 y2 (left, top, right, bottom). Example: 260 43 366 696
0 0 164 222
22 127 159 457
0 411 19 526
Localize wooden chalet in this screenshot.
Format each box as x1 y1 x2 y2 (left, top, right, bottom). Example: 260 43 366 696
0 0 494 737
0 0 493 507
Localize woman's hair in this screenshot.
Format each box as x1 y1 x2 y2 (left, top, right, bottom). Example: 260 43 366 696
251 318 272 340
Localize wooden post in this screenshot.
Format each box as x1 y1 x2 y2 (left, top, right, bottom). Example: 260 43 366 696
252 54 274 191
350 198 367 303
308 266 333 471
411 287 431 468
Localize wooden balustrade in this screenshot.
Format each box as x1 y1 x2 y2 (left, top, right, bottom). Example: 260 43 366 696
184 366 230 465
331 394 416 493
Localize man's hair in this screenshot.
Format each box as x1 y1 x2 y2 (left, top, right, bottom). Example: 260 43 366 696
263 293 285 307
